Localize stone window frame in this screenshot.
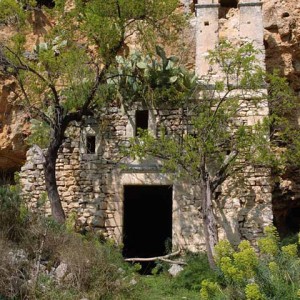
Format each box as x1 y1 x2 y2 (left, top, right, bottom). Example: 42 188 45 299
125 108 156 138
80 124 100 156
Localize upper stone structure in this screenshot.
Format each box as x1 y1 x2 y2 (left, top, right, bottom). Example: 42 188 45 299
195 0 265 78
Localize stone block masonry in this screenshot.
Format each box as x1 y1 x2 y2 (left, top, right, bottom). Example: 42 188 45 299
20 104 272 251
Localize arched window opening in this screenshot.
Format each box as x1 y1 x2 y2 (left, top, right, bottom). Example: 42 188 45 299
219 0 238 19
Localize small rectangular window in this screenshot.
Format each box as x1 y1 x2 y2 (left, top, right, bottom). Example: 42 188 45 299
204 21 209 26
86 135 96 154
135 110 149 136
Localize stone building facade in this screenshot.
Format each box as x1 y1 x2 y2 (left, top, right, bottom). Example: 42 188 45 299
20 0 273 256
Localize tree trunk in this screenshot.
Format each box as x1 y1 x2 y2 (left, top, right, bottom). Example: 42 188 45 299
201 174 218 269
44 147 65 223
43 106 67 223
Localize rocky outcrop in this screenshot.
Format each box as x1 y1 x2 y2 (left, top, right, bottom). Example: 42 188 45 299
262 0 300 237
0 77 29 173
0 10 53 174
263 0 300 92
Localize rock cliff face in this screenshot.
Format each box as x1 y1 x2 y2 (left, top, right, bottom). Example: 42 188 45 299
262 0 300 236
0 0 300 174
0 76 29 175
0 10 51 175
263 0 300 92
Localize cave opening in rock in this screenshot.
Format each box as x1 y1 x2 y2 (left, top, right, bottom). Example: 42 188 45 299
36 0 55 8
122 185 172 274
274 205 300 239
285 207 300 234
0 168 19 185
220 0 238 8
273 187 300 239
219 0 238 19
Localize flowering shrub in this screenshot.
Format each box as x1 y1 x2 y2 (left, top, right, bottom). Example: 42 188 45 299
215 240 258 285
257 226 279 257
214 240 234 264
245 283 266 300
200 280 222 300
281 244 298 258
200 226 300 299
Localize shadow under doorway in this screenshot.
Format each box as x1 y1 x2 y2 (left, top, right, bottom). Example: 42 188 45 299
122 185 173 274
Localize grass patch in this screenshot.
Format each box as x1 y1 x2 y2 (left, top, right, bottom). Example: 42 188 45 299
131 274 200 300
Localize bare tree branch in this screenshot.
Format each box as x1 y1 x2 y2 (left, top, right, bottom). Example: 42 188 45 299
3 46 60 105
124 250 187 265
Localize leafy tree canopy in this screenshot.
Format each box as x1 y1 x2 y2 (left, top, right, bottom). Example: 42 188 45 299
0 0 187 222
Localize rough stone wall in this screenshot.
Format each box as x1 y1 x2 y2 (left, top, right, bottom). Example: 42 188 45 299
20 101 272 250
263 0 300 91
20 108 205 251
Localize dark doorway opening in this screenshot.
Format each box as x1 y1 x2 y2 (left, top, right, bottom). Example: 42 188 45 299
274 205 300 238
123 185 172 274
0 168 19 185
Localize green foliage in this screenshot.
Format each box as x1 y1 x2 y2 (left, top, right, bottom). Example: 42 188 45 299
0 0 26 27
214 240 234 265
26 119 50 148
0 185 28 241
75 0 183 59
0 194 136 299
281 243 298 258
245 283 266 300
216 240 258 285
200 280 223 300
258 225 280 257
173 253 218 291
130 273 200 300
200 226 300 300
208 41 263 90
110 47 197 108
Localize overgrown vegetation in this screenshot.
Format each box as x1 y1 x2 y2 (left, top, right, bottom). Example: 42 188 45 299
200 226 300 300
2 186 300 299
0 185 135 299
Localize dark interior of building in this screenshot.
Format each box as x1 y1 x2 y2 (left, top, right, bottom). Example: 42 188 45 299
122 185 172 273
